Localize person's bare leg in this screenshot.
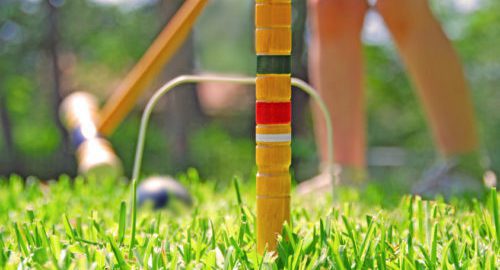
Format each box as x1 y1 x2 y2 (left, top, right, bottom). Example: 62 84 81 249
298 0 368 194
377 0 478 157
377 0 487 197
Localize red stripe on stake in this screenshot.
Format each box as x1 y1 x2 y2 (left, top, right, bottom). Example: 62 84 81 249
256 101 291 124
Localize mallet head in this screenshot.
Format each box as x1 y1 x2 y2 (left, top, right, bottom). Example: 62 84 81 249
60 92 122 180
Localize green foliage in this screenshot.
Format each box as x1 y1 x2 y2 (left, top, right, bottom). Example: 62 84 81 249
2 0 500 183
456 0 500 171
0 174 498 268
195 0 254 74
189 124 254 184
4 76 60 156
364 45 430 150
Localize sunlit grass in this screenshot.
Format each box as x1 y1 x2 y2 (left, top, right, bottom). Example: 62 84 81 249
0 172 498 269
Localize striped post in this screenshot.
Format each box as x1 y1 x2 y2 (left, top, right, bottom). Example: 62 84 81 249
255 0 292 253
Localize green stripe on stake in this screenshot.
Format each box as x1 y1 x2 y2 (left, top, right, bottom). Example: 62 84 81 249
257 55 291 74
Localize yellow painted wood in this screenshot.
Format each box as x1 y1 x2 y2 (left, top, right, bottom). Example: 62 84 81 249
256 0 291 254
256 141 290 148
256 123 291 146
256 3 291 28
256 75 291 101
256 0 291 3
256 172 290 196
256 141 290 147
255 144 290 250
257 197 290 253
256 28 291 55
256 144 291 174
98 0 208 136
256 124 291 135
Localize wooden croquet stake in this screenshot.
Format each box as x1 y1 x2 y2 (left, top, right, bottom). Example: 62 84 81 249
255 0 292 254
98 0 208 136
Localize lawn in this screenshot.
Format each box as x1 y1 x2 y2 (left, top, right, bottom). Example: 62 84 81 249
0 172 498 269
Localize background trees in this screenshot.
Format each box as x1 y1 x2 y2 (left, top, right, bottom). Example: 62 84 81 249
1 0 499 186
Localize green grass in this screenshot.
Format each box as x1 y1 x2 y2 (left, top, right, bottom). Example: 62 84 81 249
0 172 498 269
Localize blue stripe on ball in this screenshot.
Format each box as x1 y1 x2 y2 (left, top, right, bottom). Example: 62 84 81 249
137 176 192 209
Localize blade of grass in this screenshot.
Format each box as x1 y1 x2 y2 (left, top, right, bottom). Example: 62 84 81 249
118 201 126 245
108 236 130 270
407 196 415 261
490 188 499 244
342 215 359 264
449 239 461 269
63 214 75 241
356 216 376 270
233 176 243 206
129 179 138 257
0 233 5 267
332 236 347 270
13 222 29 257
417 244 432 270
430 222 438 269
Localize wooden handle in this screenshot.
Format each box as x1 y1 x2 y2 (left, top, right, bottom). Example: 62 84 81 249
255 0 292 254
98 0 208 136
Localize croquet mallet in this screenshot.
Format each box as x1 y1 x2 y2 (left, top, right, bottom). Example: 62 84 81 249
60 0 208 178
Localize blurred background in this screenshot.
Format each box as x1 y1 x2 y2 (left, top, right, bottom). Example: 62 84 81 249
1 0 499 188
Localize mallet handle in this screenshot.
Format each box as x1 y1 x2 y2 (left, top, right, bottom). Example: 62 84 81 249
98 0 208 136
255 0 292 253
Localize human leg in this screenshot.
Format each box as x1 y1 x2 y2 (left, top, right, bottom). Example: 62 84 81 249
376 0 479 158
377 0 488 198
309 0 368 168
298 0 368 193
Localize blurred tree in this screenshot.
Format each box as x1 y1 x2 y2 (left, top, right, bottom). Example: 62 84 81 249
45 0 72 173
291 0 309 137
456 0 500 171
0 90 15 170
156 0 205 171
1 0 500 183
0 0 69 177
290 0 318 180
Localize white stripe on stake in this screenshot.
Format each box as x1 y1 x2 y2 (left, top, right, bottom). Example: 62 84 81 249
256 133 292 143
